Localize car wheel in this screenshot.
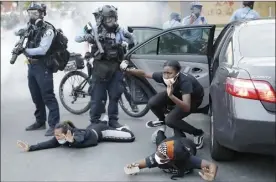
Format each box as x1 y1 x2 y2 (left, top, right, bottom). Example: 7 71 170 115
210 105 235 161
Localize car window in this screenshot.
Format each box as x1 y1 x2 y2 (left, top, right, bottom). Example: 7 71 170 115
158 28 210 55
239 23 275 57
132 29 161 45
134 38 158 55
219 39 233 65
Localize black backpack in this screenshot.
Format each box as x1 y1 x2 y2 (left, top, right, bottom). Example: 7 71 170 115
45 21 70 72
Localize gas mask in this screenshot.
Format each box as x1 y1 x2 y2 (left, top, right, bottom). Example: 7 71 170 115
163 73 179 86
57 139 67 144
28 10 43 26
104 16 117 28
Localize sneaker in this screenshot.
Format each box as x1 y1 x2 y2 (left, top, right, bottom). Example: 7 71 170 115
45 128 54 136
194 133 204 149
146 120 165 128
151 126 166 144
25 122 46 131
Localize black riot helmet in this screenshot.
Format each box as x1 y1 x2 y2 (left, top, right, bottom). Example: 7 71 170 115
27 2 47 25
243 1 255 9
100 5 118 29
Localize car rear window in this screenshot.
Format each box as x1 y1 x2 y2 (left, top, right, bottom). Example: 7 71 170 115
239 23 275 57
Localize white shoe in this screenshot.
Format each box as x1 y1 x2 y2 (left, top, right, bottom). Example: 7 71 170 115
151 126 166 144
194 133 204 149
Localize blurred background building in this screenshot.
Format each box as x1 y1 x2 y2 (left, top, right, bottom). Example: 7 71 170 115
1 1 275 26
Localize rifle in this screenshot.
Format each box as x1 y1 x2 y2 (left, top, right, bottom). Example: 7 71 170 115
10 24 31 64
88 22 104 57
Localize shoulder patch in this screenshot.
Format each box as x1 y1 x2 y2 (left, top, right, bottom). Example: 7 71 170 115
43 29 53 37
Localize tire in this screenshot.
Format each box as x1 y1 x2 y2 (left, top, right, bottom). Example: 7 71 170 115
119 98 150 118
210 104 235 161
59 71 91 115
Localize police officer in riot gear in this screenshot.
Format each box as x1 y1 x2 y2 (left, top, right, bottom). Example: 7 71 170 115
75 5 134 129
12 3 60 136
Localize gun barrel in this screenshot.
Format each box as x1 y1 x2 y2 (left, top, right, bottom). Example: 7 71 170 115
10 54 18 64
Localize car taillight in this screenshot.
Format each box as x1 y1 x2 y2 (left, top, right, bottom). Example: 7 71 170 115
225 77 276 103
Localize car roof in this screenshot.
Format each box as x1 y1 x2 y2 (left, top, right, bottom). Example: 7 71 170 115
230 18 275 28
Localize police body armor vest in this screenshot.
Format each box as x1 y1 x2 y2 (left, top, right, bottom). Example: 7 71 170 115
26 23 52 59
97 26 124 62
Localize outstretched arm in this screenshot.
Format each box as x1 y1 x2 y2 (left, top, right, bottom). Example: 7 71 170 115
126 153 158 170
28 137 61 152
125 68 153 79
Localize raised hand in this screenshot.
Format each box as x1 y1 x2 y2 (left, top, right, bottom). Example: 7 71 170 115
17 140 30 152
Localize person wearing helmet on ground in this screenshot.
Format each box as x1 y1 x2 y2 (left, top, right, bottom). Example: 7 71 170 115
182 2 207 26
17 120 135 152
75 5 135 130
163 12 182 29
12 3 60 136
124 128 218 181
230 1 260 22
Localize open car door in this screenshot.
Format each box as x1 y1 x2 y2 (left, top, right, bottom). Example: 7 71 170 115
125 25 216 110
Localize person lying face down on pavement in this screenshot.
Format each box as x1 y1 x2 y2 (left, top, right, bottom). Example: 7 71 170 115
124 128 218 181
120 60 205 149
17 121 135 152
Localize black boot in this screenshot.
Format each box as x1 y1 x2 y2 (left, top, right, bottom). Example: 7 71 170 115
25 122 46 131
109 120 123 129
45 127 55 136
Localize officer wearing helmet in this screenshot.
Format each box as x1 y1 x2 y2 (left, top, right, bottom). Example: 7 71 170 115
230 1 260 22
12 2 60 136
75 5 134 130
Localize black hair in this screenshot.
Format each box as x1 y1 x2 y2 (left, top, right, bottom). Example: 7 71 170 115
55 120 76 134
163 60 181 72
243 1 254 9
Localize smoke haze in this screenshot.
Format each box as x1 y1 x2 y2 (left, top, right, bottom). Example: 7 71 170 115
1 2 170 100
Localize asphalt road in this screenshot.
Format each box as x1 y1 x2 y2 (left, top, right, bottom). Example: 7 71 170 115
1 53 275 182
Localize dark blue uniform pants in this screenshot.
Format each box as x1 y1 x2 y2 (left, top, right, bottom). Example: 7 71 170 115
28 63 60 128
89 71 123 123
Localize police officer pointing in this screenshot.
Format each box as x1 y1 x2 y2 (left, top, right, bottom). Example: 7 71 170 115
12 3 60 136
75 5 134 129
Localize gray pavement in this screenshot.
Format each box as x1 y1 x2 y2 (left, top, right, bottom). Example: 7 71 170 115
1 56 275 181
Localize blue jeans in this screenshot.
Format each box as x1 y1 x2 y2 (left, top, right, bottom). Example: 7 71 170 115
28 63 60 128
89 71 124 123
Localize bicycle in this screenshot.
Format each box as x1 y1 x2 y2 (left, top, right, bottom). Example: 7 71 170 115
59 52 150 117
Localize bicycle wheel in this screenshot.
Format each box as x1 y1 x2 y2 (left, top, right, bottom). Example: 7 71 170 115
118 79 150 118
59 71 91 115
119 96 150 118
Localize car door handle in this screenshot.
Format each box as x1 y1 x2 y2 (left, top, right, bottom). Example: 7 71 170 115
220 67 226 71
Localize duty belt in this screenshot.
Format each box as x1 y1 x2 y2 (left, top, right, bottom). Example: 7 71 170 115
27 58 40 64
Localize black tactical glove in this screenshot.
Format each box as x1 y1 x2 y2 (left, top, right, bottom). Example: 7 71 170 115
84 52 92 59
84 34 94 44
12 47 25 55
